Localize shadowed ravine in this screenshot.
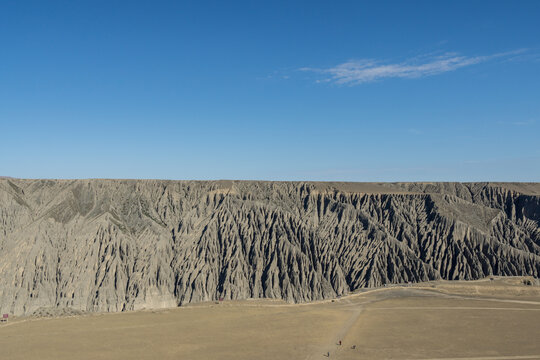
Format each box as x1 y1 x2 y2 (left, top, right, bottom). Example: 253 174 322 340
0 179 539 315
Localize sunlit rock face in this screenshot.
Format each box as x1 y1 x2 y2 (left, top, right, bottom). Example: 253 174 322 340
1 179 539 315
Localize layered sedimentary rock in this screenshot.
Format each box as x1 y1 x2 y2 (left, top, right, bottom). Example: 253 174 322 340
0 179 539 315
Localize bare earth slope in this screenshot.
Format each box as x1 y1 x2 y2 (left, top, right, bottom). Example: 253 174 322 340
0 179 539 315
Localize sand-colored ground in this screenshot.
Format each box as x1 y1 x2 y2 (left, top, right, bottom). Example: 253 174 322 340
1 278 539 360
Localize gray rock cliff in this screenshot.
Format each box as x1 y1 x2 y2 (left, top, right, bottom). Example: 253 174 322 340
1 179 539 315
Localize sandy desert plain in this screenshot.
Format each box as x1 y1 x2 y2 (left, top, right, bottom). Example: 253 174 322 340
0 277 539 360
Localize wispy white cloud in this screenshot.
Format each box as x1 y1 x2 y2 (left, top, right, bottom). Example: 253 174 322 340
497 119 536 126
300 49 526 85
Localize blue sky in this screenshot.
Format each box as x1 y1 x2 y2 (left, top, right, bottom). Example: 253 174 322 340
1 0 539 181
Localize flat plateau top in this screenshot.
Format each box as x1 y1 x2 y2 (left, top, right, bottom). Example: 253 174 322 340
2 178 540 195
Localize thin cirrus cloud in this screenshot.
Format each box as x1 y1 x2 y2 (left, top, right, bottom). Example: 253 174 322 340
300 50 526 85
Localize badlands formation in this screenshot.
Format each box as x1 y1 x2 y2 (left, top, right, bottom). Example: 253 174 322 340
0 179 539 316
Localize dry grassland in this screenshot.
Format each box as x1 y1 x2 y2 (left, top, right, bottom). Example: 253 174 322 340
1 278 539 360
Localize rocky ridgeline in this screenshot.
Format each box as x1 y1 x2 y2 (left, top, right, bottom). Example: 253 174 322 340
0 179 539 315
